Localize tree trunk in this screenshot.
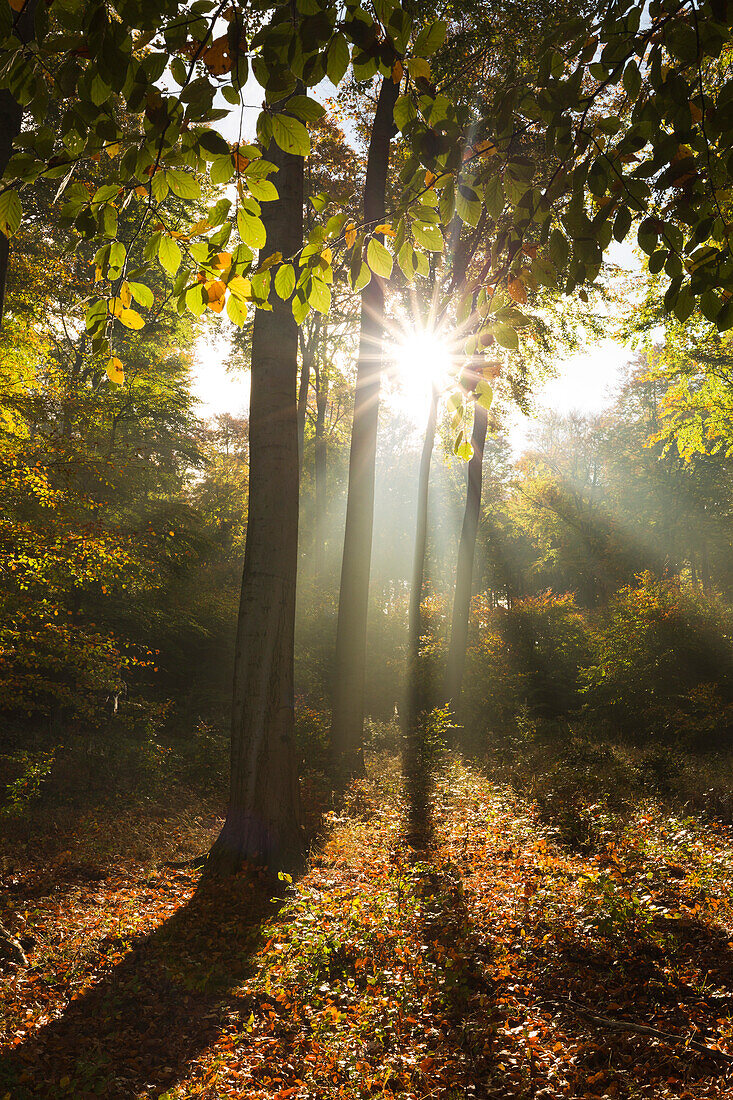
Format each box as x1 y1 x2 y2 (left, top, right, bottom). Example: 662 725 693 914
330 75 399 779
296 338 310 471
403 383 439 846
0 0 36 329
405 383 439 736
207 133 304 875
314 349 328 586
446 401 488 707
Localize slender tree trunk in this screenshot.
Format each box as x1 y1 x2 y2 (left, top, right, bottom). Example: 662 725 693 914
207 134 304 875
314 354 328 586
297 319 317 471
0 0 36 329
403 384 439 845
296 340 309 471
330 75 399 778
405 383 439 736
446 401 489 706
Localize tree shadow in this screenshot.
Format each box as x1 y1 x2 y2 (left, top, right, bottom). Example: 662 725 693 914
0 873 282 1099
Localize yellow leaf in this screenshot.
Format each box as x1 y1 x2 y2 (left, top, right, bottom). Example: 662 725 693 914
259 251 283 271
407 57 431 81
135 185 148 198
425 170 437 187
117 308 145 329
474 138 498 157
345 223 357 249
105 144 120 158
213 251 233 271
320 247 333 263
188 218 210 236
119 282 132 308
227 275 252 300
374 224 395 238
106 357 125 385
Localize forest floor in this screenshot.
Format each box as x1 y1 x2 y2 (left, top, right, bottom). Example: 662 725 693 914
2 754 733 1099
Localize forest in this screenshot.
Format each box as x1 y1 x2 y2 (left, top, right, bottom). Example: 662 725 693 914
1 0 733 1095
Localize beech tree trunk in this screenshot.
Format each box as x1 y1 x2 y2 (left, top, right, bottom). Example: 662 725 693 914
0 0 35 329
330 75 399 778
314 349 328 586
403 384 439 845
446 402 489 706
405 383 439 736
207 134 304 875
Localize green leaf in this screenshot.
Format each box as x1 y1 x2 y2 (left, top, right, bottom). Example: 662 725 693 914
455 185 481 227
549 228 569 270
286 96 325 123
237 208 266 250
366 237 393 279
275 263 296 299
226 293 248 326
272 114 311 157
211 154 235 186
0 190 22 238
613 205 632 243
412 222 444 252
158 236 182 275
484 173 504 219
326 33 350 86
350 262 371 292
393 95 417 132
247 177 278 202
413 20 447 57
476 379 493 411
493 324 518 350
309 278 331 313
166 170 201 201
398 240 416 281
128 282 154 308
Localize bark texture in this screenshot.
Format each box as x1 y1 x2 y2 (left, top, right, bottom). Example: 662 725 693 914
330 75 399 778
446 401 489 706
0 0 35 329
403 384 439 846
314 344 328 585
207 135 304 875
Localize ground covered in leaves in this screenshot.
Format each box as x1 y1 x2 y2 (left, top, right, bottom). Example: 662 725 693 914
2 755 733 1098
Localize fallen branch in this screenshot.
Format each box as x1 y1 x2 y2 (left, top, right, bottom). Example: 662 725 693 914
163 855 208 870
543 998 733 1066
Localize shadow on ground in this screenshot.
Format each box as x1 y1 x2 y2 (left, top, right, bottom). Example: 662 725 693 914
0 874 280 1099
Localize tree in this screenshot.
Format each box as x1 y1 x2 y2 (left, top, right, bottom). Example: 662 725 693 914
0 0 35 327
207 132 305 873
331 72 400 779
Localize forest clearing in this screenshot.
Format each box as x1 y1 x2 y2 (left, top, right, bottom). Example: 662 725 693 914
2 0 733 1094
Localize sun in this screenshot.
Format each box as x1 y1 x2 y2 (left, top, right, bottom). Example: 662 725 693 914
387 327 456 421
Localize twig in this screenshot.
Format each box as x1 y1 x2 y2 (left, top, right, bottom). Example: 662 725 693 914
543 997 733 1066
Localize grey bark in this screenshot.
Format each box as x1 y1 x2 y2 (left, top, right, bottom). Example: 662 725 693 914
446 400 489 706
330 75 399 778
207 132 304 874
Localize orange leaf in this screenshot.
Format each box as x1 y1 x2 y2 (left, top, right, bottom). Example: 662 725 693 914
345 223 357 249
202 35 232 76
391 59 403 84
508 277 527 304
